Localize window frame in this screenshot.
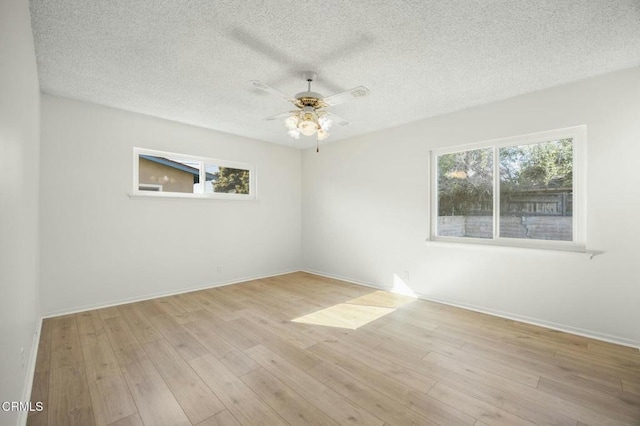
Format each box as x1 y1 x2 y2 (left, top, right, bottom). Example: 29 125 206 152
428 126 586 252
132 147 257 200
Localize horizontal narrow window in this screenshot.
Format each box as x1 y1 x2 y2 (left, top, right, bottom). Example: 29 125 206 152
133 148 255 200
430 126 586 251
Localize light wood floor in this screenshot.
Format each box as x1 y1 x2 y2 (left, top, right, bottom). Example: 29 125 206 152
28 272 640 425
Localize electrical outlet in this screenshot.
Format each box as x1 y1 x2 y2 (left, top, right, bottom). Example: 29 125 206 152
20 347 25 369
401 270 410 283
217 265 223 274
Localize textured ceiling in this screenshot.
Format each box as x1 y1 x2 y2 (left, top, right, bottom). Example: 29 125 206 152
30 0 640 149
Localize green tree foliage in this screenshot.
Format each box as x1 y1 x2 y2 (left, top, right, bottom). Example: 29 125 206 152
437 139 573 216
213 167 250 194
438 148 493 216
500 139 572 190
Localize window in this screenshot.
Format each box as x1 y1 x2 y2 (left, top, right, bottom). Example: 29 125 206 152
430 126 586 251
133 148 256 200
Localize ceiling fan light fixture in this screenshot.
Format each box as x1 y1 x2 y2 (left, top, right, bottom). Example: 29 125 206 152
298 119 318 136
284 115 298 130
318 115 332 131
287 128 301 139
317 128 329 140
254 72 367 142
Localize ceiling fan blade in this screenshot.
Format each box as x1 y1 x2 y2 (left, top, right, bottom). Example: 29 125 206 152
322 86 370 106
250 80 295 103
264 111 297 121
325 111 350 127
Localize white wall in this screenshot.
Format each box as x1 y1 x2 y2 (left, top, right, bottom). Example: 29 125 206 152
40 96 301 315
0 0 41 424
302 67 640 347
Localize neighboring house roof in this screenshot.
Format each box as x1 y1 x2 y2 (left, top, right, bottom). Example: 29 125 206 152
140 155 216 180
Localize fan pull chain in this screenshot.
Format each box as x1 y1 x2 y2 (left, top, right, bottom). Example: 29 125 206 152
316 134 319 153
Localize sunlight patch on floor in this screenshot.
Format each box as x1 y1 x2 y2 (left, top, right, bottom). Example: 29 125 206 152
346 290 416 308
291 303 396 330
292 289 416 330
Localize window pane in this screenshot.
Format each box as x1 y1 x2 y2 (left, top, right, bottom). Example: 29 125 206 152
138 155 200 193
499 139 573 241
437 148 493 238
205 164 250 194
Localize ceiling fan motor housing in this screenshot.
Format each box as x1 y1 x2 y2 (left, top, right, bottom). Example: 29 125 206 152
294 92 326 109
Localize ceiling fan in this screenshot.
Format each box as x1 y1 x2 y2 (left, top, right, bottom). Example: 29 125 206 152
250 71 370 142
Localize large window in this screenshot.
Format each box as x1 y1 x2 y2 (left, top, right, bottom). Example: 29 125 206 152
430 126 586 251
133 148 256 200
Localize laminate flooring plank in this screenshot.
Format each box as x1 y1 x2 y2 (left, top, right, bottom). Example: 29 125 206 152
238 307 319 349
433 345 541 387
308 342 475 425
189 353 287 426
50 344 83 370
207 287 246 311
193 292 242 321
106 413 144 426
48 364 95 426
232 317 321 370
134 300 165 318
260 332 322 371
479 323 573 355
76 310 105 347
50 315 83 370
218 347 259 376
50 315 80 353
433 324 557 359
154 296 187 317
102 316 148 366
374 337 578 425
622 379 640 396
555 348 640 379
307 361 436 426
121 359 191 426
537 376 640 424
245 344 384 425
118 304 163 344
241 367 341 426
427 382 536 426
461 342 624 394
82 332 137 425
97 306 122 320
171 292 204 313
182 317 237 358
372 340 431 367
187 310 259 350
380 321 467 349
196 410 241 426
153 297 194 324
424 364 578 426
147 314 208 361
373 324 462 355
423 351 630 426
142 339 225 424
508 321 591 348
309 341 433 394
321 336 437 392
26 371 49 426
368 310 439 331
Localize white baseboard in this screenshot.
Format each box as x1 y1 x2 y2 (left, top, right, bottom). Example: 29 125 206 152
41 269 300 319
303 269 640 350
18 317 42 426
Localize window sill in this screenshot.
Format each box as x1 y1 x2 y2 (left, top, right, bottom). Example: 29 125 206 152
128 192 257 201
424 238 599 259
